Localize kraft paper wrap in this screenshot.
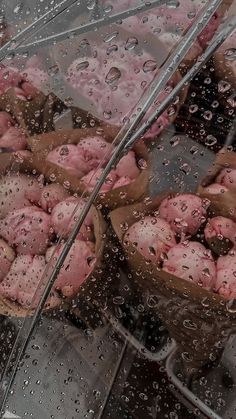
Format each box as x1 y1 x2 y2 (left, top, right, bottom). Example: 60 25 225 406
27 126 150 210
0 152 107 317
0 87 58 138
198 149 236 221
110 195 236 372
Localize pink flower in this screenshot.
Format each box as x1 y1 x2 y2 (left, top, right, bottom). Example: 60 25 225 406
217 169 236 192
115 151 140 180
163 241 216 290
46 240 96 297
215 254 236 299
81 168 117 193
77 136 114 168
205 183 229 195
21 67 48 93
0 238 15 281
204 216 236 252
0 206 52 255
159 194 208 236
124 216 176 263
113 176 133 189
102 1 220 48
51 197 94 241
46 144 88 177
0 66 23 95
0 174 43 219
0 254 59 308
40 184 69 213
66 42 171 138
0 126 27 151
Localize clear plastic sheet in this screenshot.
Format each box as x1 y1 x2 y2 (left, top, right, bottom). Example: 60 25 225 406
0 1 235 417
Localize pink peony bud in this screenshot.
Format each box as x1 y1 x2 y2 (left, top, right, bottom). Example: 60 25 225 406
51 197 94 241
77 136 114 168
163 241 216 290
0 126 27 151
46 144 88 177
81 168 117 193
215 254 236 299
124 216 176 263
115 151 140 180
204 216 236 255
0 238 15 281
0 254 58 308
205 183 229 195
159 194 208 236
0 174 43 219
217 169 236 192
0 111 14 136
0 206 52 255
113 176 133 189
12 86 27 101
40 184 69 213
21 67 48 93
0 66 23 95
47 240 96 297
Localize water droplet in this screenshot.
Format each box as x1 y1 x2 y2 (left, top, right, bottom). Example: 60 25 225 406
143 60 157 73
137 158 147 170
87 0 96 10
113 296 125 305
14 4 23 13
224 48 236 61
106 44 118 55
79 39 90 49
76 61 89 71
227 93 236 108
103 31 119 43
203 110 213 120
218 80 231 93
49 174 56 182
211 100 219 108
125 37 138 50
48 65 59 76
167 0 180 8
189 104 198 113
59 146 69 156
204 77 211 84
226 299 236 313
139 392 148 400
170 137 180 147
205 135 217 146
190 145 198 155
105 67 121 84
183 319 197 330
147 295 159 308
179 163 191 175
121 395 129 403
103 110 112 120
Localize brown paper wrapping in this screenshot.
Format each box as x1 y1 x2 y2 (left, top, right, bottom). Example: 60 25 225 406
27 126 150 210
110 195 236 372
0 152 107 317
198 149 236 221
0 88 56 138
214 40 236 92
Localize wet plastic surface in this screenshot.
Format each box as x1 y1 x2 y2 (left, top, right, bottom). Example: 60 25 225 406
0 1 235 418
